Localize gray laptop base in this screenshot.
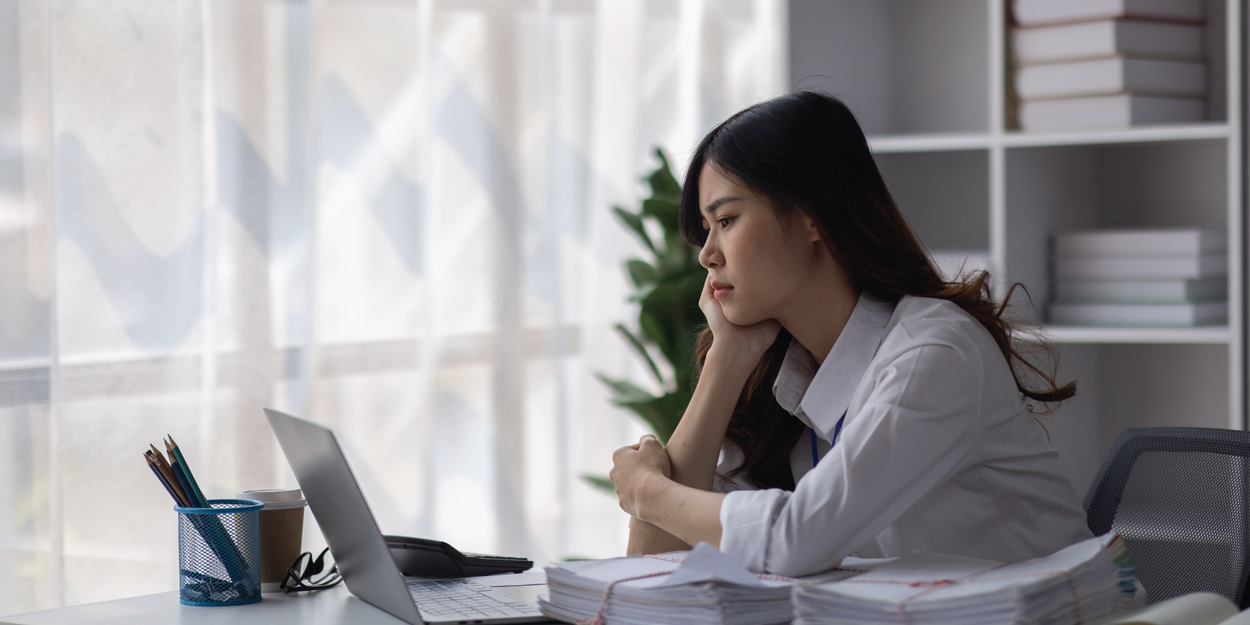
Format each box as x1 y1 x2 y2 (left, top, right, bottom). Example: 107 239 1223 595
264 408 546 625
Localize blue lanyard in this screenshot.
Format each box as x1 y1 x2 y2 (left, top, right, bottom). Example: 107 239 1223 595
810 410 847 467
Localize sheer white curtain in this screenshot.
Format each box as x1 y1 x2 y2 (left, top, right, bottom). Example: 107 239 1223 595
0 0 786 613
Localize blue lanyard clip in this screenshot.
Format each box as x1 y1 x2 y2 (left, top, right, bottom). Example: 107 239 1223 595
810 410 847 468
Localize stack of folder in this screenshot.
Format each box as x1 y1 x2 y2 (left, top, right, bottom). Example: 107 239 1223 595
1049 229 1228 327
1012 0 1207 131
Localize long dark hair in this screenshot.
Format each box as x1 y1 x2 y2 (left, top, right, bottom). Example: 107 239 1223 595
679 91 1075 490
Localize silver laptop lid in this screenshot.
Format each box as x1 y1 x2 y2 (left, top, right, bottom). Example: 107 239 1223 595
264 407 423 625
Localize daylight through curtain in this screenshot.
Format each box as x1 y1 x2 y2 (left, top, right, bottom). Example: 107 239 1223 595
0 0 785 613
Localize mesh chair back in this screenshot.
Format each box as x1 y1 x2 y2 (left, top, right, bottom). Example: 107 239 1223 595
1084 427 1250 606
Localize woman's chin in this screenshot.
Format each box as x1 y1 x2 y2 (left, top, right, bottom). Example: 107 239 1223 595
722 307 765 328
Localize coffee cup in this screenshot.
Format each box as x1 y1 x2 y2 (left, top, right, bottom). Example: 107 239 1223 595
236 488 307 592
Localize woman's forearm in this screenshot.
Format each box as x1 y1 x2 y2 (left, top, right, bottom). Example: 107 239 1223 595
638 474 726 548
664 347 759 491
626 518 691 555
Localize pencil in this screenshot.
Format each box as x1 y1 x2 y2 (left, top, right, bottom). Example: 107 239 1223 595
145 451 182 505
150 443 191 506
147 445 251 585
166 436 209 508
169 455 201 509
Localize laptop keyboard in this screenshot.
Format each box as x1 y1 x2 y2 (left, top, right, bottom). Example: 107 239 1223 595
408 578 543 621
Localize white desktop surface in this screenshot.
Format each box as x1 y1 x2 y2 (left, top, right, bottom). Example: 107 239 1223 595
2 573 559 625
2 587 384 625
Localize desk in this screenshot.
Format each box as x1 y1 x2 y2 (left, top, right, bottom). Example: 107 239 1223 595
2 574 560 625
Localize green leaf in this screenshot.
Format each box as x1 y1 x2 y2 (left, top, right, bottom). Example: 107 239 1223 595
595 373 686 442
613 391 690 442
595 373 656 404
637 274 706 370
581 474 615 494
641 197 678 224
612 206 657 255
648 149 682 202
625 259 659 289
661 230 699 271
593 146 707 495
637 309 671 367
614 323 664 387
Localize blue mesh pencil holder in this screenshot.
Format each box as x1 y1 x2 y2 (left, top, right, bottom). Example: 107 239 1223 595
176 499 263 606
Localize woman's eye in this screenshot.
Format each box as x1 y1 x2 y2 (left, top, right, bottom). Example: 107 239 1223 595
718 217 733 228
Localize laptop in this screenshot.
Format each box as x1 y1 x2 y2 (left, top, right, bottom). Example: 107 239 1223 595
264 408 548 624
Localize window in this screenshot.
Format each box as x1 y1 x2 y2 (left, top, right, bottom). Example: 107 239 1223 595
0 0 785 613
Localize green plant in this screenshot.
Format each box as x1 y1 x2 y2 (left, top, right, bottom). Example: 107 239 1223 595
583 148 708 493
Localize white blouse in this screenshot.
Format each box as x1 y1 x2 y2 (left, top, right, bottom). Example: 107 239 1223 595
714 293 1093 576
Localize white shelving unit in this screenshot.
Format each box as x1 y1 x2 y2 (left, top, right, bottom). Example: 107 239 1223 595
789 0 1243 494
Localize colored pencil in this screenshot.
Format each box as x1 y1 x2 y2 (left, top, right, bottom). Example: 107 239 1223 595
149 444 191 506
169 455 200 509
166 436 209 508
145 439 253 587
145 451 182 505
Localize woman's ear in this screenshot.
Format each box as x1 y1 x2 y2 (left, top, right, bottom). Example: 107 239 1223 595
803 215 822 244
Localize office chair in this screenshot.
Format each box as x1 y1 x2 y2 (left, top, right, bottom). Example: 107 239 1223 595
1084 427 1250 607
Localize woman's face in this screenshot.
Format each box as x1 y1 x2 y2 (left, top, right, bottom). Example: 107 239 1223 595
697 162 820 326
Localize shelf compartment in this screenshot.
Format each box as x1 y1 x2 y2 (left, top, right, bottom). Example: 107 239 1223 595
875 150 989 252
1005 0 1229 130
1004 139 1229 320
790 0 989 135
1045 342 1233 496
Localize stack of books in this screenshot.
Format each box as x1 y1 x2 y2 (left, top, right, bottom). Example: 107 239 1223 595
1049 229 1228 327
1012 0 1207 131
792 534 1135 625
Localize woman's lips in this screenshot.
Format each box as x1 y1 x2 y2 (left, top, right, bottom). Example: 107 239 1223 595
711 281 733 298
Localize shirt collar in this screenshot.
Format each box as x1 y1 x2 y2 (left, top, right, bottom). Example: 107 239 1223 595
771 291 897 439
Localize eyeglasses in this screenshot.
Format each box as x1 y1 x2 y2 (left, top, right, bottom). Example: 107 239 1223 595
279 547 343 593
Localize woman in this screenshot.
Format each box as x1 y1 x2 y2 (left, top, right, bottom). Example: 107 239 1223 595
608 91 1092 577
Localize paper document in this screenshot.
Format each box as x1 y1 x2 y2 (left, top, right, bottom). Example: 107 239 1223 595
793 534 1136 625
541 535 1136 625
539 542 872 625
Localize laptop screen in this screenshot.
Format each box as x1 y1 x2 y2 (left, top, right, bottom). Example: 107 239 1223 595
264 408 423 624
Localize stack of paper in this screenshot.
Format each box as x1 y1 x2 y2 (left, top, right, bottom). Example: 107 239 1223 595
540 543 863 625
793 534 1136 625
1011 0 1207 131
1049 229 1228 327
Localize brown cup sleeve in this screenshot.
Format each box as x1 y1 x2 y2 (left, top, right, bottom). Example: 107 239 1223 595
258 507 305 585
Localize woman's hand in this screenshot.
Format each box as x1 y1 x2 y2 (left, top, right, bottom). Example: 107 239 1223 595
610 434 672 519
699 273 782 366
613 434 728 550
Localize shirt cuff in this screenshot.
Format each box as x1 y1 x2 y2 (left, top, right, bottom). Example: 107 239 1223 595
719 488 789 573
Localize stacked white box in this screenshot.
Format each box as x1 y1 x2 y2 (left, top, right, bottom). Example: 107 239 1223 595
1049 229 1227 327
1012 0 1208 131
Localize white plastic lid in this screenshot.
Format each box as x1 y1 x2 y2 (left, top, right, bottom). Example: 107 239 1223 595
236 488 307 510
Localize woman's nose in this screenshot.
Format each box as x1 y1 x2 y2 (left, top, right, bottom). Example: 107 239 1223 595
699 237 720 269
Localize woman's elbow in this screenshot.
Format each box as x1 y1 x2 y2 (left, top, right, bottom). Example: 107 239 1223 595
763 545 847 578
759 517 855 577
